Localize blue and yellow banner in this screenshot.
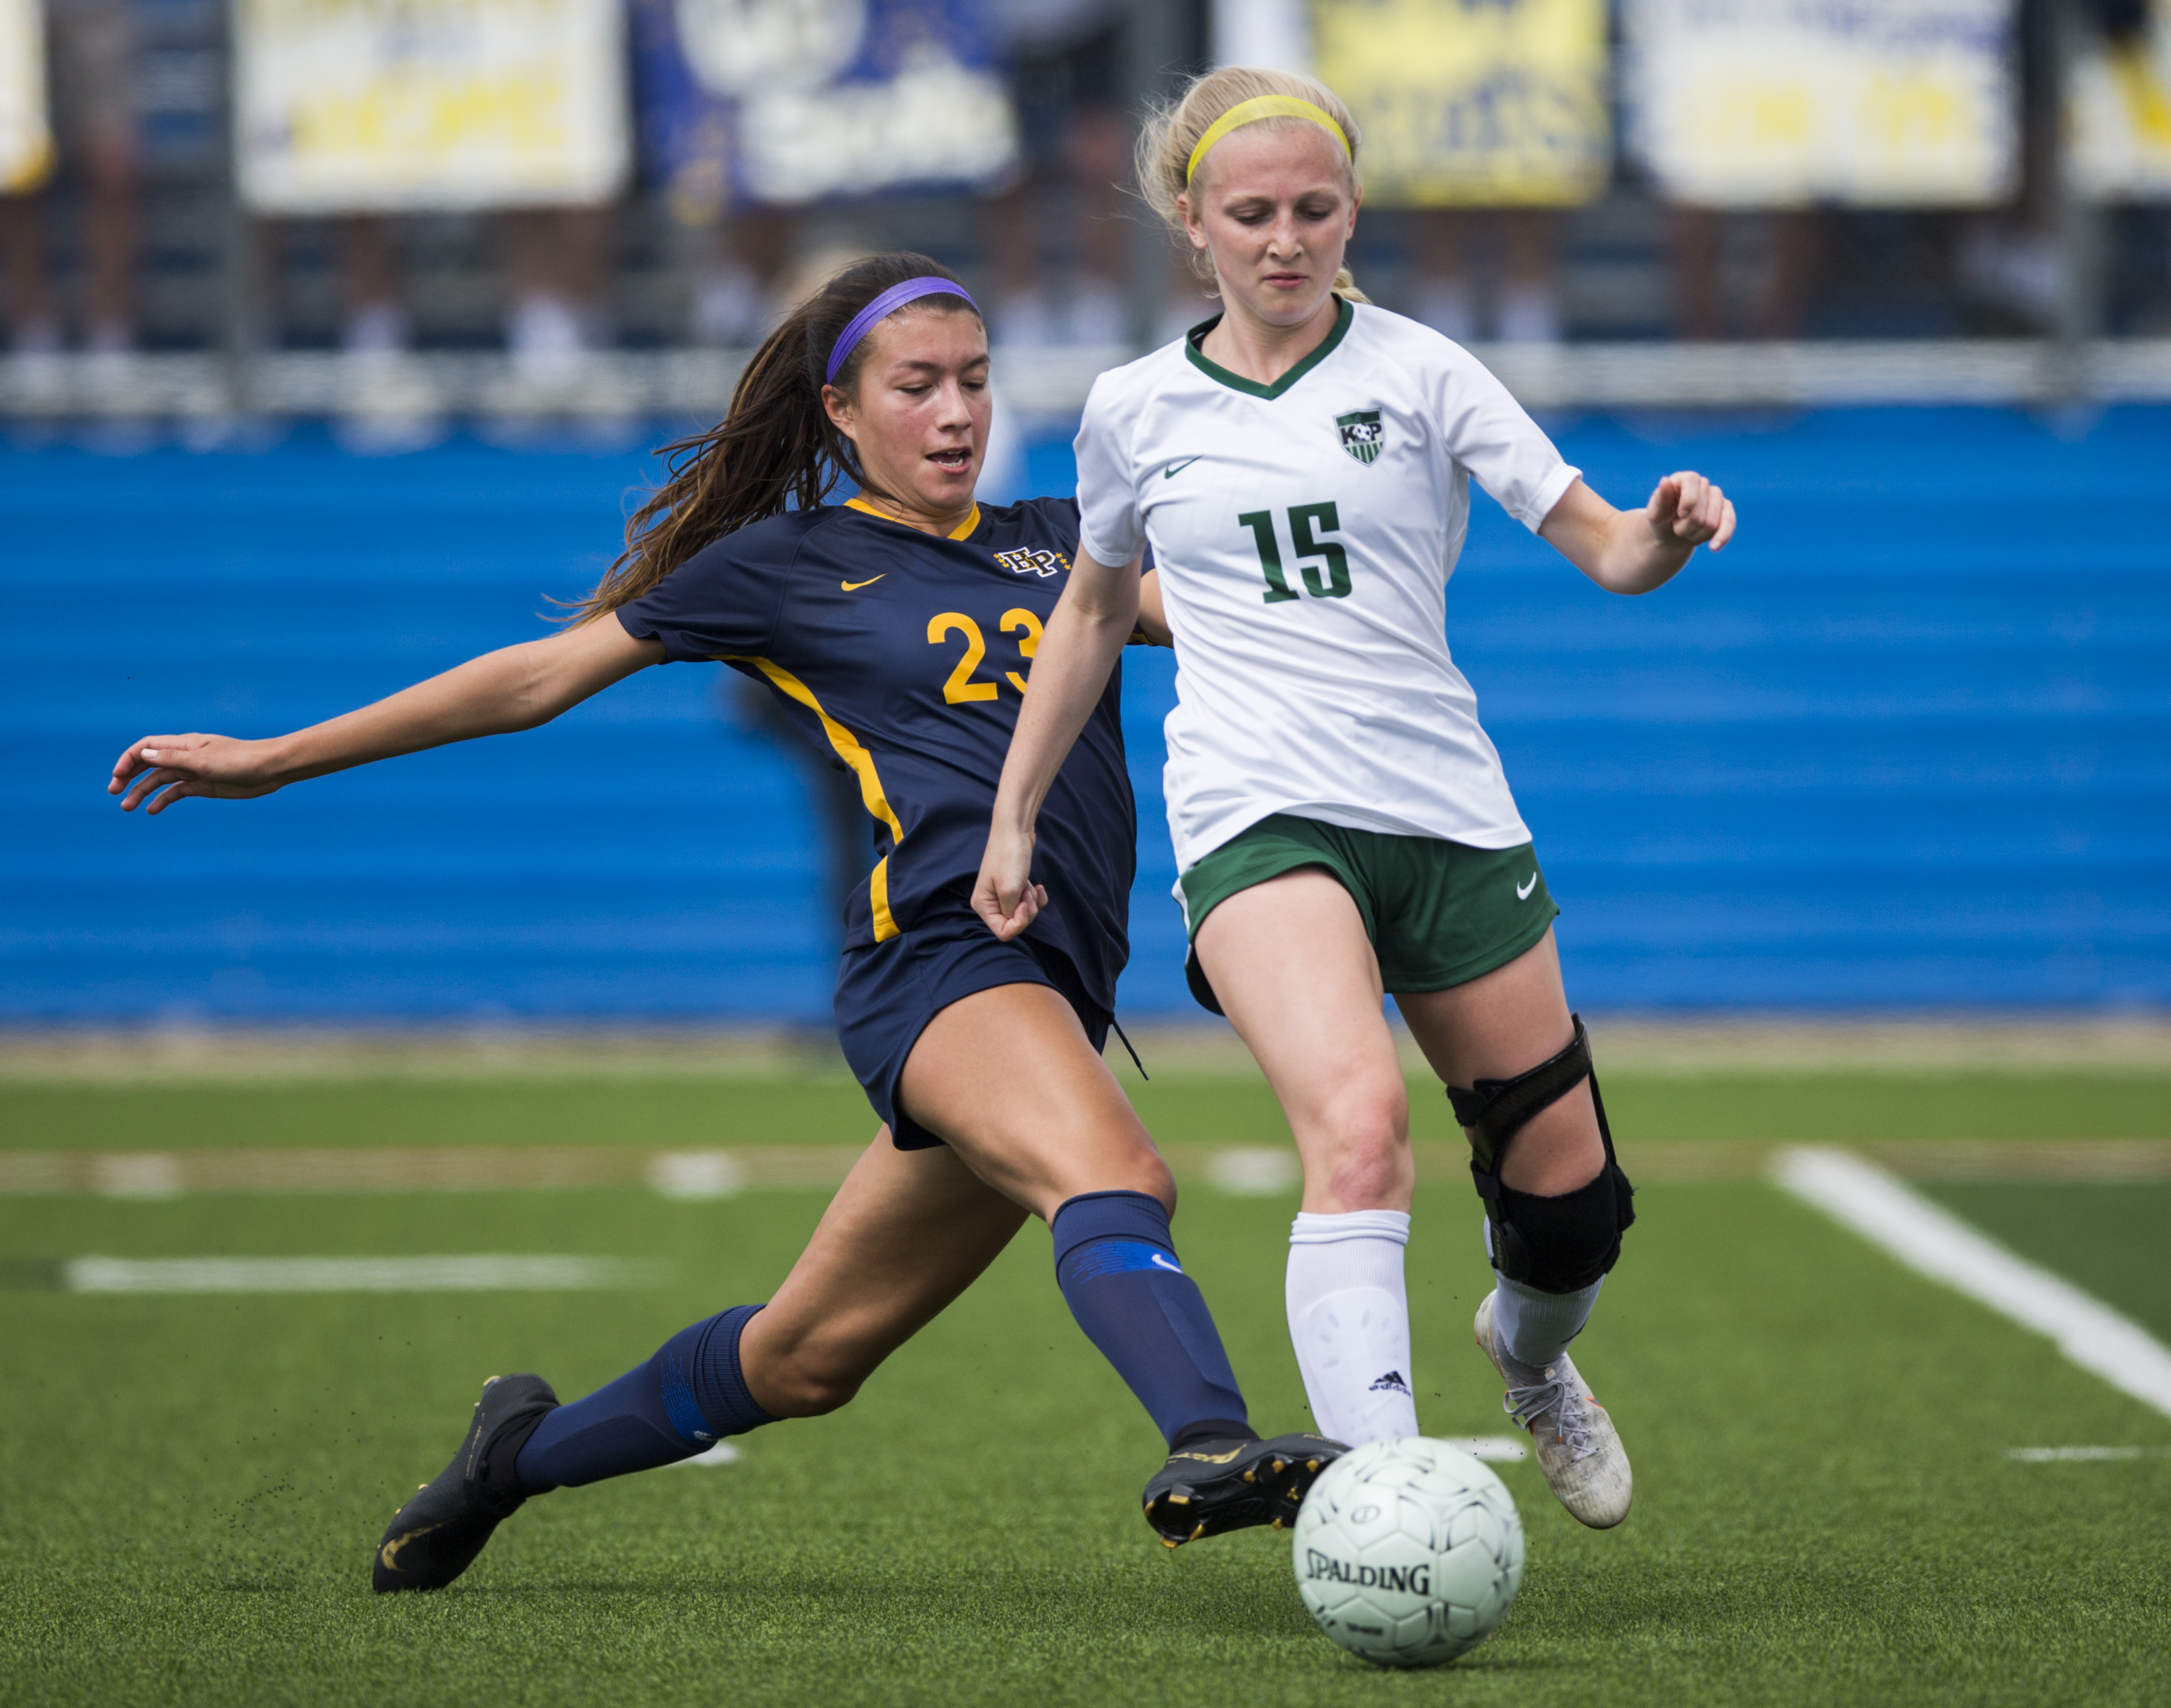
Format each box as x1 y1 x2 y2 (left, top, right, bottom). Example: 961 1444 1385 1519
2073 0 2171 195
634 0 1019 218
1626 0 2017 208
1310 0 1609 208
235 0 630 213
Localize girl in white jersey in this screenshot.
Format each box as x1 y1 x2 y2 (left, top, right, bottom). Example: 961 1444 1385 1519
975 68 1735 1532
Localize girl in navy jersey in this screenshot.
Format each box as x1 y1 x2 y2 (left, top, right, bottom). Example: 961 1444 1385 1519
109 253 1338 1590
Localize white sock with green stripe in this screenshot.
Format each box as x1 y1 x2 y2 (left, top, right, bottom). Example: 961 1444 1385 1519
1286 1210 1420 1445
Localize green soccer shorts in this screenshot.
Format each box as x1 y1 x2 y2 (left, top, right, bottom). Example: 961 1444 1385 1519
1176 813 1559 1015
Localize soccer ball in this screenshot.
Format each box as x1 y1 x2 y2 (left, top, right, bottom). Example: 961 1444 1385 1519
1292 1437 1525 1668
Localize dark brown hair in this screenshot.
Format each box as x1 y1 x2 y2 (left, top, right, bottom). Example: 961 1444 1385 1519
570 252 979 622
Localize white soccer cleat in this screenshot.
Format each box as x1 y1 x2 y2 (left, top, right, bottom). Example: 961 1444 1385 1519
1472 1290 1632 1530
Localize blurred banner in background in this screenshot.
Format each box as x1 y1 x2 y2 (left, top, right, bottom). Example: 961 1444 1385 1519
1311 0 1608 206
1627 0 2018 206
235 0 630 212
0 0 49 192
632 0 1018 218
2074 0 2171 195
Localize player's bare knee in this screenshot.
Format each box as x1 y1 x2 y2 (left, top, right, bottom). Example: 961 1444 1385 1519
1310 1120 1413 1209
746 1319 876 1417
1498 1102 1606 1197
763 1358 864 1418
789 1374 863 1417
1310 1082 1408 1202
1117 1149 1177 1215
1317 1147 1411 1208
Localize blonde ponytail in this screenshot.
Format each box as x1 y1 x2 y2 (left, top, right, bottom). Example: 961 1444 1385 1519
1137 66 1367 297
1332 266 1369 305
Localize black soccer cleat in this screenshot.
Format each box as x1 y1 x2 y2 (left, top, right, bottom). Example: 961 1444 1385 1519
372 1373 558 1593
1141 1432 1346 1548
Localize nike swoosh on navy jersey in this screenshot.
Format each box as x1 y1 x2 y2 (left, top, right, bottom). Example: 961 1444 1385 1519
840 575 886 591
1162 457 1203 479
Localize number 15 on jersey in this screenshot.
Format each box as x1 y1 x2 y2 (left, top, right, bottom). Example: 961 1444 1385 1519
1238 503 1352 605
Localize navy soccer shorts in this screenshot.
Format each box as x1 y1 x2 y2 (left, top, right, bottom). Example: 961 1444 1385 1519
833 894 1110 1150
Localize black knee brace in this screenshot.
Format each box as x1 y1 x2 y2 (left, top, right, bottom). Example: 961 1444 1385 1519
1446 1015 1635 1294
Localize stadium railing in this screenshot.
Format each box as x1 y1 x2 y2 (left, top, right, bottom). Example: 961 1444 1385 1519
8 339 2171 422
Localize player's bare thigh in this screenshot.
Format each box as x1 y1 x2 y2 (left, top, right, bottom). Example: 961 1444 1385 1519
1394 928 1605 1197
739 1131 1028 1416
1191 868 1414 1213
896 981 1174 1222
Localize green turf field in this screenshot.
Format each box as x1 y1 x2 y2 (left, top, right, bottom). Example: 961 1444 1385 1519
6 1067 2167 1150
4 1067 2168 1707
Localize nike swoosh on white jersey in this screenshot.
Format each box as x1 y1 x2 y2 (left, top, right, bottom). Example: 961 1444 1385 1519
1516 873 1538 900
1162 457 1203 479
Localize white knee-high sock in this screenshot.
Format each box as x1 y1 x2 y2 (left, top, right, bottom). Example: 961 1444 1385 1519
1286 1210 1420 1445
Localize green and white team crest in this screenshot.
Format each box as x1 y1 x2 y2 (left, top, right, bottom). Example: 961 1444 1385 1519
1337 410 1385 465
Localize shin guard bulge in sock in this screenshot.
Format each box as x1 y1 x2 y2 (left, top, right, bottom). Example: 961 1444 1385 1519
1286 1210 1419 1445
514 1303 775 1490
1050 1190 1251 1446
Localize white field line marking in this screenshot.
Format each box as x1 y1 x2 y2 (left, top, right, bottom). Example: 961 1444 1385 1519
2005 1446 2170 1462
646 1152 747 1200
61 1255 660 1294
1441 1435 1528 1463
1207 1147 1300 1195
90 1154 185 1199
1774 1146 2171 1422
4 1140 2168 1199
0 1146 861 1198
668 1441 743 1469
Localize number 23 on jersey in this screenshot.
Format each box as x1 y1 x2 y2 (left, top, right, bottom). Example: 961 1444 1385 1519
1238 503 1352 605
928 608 1043 704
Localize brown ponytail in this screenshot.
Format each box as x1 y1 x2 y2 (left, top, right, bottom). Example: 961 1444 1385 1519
570 252 979 622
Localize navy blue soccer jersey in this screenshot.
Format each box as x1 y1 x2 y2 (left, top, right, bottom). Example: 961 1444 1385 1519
617 496 1136 1012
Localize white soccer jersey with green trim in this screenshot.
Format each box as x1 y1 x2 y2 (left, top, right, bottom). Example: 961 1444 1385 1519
1074 298 1581 878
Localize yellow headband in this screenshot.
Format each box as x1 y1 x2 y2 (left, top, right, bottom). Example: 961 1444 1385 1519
1185 95 1351 185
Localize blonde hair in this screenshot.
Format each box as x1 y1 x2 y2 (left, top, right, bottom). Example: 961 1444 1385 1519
1137 66 1368 302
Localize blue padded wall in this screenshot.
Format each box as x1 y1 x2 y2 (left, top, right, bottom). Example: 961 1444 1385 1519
4 407 2165 1022
1470 409 2167 1010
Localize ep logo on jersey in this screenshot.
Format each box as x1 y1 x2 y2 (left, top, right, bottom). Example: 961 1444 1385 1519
1337 410 1384 466
994 548 1069 578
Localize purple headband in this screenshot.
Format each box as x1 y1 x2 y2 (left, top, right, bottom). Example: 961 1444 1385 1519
825 276 981 384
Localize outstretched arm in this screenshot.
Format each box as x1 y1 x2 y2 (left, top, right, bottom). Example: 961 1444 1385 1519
973 551 1143 940
1538 470 1736 595
110 616 665 813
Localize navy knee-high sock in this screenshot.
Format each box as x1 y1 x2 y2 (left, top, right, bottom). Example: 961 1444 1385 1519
1052 1191 1253 1447
514 1303 776 1491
